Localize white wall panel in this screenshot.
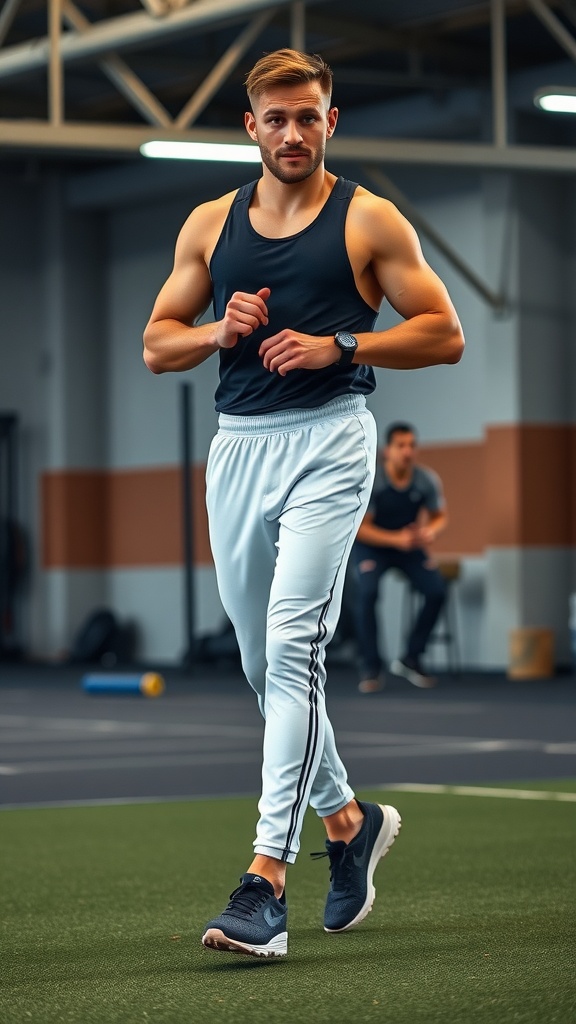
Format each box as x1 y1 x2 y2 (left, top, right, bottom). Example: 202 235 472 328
108 565 223 663
106 198 220 469
367 173 487 444
32 569 107 657
485 547 572 670
2 158 574 667
482 173 521 426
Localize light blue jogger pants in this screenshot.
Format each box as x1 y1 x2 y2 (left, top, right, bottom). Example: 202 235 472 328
205 394 377 863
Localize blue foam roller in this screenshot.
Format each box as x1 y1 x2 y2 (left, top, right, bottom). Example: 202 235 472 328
81 672 165 697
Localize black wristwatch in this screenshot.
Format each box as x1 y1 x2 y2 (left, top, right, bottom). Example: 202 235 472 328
334 330 358 367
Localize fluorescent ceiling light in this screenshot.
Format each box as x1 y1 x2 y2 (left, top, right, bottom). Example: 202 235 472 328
140 140 261 162
534 87 576 114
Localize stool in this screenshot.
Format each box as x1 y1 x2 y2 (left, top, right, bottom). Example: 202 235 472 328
399 559 461 674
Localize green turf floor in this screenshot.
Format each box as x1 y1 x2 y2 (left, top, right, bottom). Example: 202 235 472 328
1 785 575 1024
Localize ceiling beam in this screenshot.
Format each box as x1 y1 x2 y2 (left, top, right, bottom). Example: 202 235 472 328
1 119 575 173
138 0 169 17
49 0 64 126
63 0 173 127
290 0 306 51
175 9 273 129
0 0 24 49
0 0 329 82
526 0 576 61
491 0 507 147
363 164 505 310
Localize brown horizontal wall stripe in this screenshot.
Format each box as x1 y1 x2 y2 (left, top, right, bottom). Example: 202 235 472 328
107 468 182 567
42 467 212 569
417 442 486 555
423 422 576 551
43 426 576 568
483 426 521 546
483 424 573 546
42 471 108 569
519 425 572 546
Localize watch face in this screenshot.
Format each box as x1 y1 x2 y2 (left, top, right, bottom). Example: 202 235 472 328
336 331 357 350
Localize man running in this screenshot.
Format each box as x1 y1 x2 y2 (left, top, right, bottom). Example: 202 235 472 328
143 48 464 958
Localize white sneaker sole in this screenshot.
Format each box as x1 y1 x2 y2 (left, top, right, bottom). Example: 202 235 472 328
390 659 436 688
202 928 287 958
324 804 402 934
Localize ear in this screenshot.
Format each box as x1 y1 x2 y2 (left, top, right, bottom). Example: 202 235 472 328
245 110 257 141
326 106 338 138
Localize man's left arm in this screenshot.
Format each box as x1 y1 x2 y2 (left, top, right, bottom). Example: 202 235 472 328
259 193 465 375
347 194 465 370
417 508 448 548
416 469 448 547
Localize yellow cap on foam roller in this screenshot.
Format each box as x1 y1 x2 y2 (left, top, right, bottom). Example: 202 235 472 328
140 673 165 697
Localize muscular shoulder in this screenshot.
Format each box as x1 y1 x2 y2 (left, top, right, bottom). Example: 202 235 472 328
348 185 418 258
176 188 239 266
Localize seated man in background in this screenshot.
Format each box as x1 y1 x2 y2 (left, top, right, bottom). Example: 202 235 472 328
352 421 448 692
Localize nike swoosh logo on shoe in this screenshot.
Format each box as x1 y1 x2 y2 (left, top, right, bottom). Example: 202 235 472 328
263 905 286 927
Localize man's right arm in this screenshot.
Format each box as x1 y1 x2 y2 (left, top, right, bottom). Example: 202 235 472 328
143 203 222 374
356 512 416 551
143 198 270 374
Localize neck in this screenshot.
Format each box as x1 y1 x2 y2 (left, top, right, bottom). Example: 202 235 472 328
386 461 412 484
256 165 334 212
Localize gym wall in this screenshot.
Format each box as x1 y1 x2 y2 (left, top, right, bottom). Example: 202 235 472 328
1 160 575 667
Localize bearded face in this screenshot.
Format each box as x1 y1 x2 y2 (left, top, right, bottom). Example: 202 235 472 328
246 82 337 185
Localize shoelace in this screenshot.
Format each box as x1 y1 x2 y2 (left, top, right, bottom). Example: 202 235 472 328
310 844 354 892
224 883 272 920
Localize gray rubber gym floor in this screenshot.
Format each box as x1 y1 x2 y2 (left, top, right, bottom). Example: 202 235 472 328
1 662 575 808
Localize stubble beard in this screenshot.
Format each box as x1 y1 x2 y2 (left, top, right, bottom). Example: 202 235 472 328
258 142 325 184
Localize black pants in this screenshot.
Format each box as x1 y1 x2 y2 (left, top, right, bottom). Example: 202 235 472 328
352 543 446 677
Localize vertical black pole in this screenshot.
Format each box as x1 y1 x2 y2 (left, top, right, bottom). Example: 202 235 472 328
181 383 195 666
0 414 17 657
7 415 17 652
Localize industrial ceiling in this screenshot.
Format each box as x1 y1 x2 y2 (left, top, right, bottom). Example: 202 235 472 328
0 0 575 169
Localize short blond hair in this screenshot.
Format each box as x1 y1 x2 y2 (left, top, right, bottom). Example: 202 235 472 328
245 49 333 106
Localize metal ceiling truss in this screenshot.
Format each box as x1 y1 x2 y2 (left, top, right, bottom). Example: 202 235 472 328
0 0 23 50
362 164 506 311
0 0 308 76
526 0 576 57
61 0 172 127
0 0 575 173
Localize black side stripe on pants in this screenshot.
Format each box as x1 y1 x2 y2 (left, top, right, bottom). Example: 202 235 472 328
281 587 333 862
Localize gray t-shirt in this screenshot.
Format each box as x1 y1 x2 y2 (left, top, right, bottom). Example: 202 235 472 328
368 465 444 531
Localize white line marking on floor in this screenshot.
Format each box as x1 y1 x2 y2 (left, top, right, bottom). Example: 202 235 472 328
1 734 573 775
0 750 262 774
341 737 573 758
0 792 257 811
0 714 262 739
380 783 576 801
1 784 574 812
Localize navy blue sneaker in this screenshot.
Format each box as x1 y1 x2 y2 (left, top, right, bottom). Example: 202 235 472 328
314 802 401 933
202 873 288 957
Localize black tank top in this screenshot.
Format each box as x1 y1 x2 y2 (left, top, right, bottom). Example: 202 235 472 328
209 176 377 414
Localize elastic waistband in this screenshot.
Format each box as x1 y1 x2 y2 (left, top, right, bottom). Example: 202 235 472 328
217 394 366 436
